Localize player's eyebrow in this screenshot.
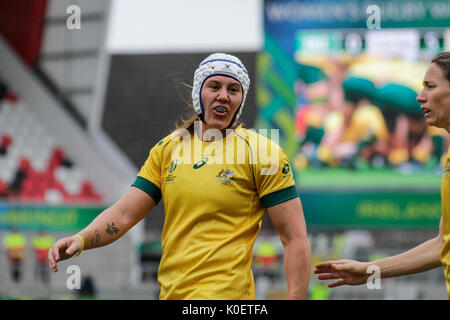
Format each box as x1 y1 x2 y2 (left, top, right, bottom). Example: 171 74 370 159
423 80 435 86
206 79 240 89
229 82 241 90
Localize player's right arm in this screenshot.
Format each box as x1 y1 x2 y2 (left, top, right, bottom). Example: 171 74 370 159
314 216 444 287
48 134 169 272
48 187 156 272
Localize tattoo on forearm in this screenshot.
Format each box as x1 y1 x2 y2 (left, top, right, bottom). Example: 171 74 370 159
89 229 101 248
105 222 119 235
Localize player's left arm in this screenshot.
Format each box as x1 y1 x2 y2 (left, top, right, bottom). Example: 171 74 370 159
267 196 311 299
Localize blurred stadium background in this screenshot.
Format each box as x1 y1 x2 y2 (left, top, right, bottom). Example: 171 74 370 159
0 0 448 300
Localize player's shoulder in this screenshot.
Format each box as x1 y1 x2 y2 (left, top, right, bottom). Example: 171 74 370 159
143 132 184 162
151 131 184 150
234 126 283 151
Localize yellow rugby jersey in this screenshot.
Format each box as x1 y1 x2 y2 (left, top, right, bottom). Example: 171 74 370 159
132 126 298 300
440 145 450 299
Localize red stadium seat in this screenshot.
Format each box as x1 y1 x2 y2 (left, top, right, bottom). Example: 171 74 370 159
77 181 103 203
19 157 32 173
1 135 12 149
0 179 7 195
4 91 18 103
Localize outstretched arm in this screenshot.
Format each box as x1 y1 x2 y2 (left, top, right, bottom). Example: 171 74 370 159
314 216 444 287
48 187 155 272
267 197 311 299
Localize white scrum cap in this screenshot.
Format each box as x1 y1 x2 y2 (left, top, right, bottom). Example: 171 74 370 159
191 53 250 125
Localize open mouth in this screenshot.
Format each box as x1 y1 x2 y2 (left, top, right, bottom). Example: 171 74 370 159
421 107 431 116
421 107 431 117
213 106 228 115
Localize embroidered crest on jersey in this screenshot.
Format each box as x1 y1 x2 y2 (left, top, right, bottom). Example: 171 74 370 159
165 160 178 184
281 163 293 178
216 169 236 185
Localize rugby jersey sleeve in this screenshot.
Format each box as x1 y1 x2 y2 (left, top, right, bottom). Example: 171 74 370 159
131 137 168 204
254 137 298 208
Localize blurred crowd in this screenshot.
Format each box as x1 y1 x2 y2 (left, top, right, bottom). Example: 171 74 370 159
294 54 450 173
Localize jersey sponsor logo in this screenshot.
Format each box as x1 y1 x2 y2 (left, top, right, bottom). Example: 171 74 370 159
193 157 208 169
216 169 236 185
444 163 450 178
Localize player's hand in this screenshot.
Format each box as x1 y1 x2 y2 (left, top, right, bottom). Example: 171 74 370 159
48 236 83 272
314 259 371 288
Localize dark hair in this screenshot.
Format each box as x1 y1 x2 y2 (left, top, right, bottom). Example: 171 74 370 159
431 51 450 83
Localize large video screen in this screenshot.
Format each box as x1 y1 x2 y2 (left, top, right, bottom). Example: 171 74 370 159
257 0 450 227
293 28 449 190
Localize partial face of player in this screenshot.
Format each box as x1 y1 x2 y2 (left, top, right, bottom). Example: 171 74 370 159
201 76 243 131
417 63 450 132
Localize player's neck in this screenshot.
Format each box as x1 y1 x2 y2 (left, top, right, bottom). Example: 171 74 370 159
196 122 237 142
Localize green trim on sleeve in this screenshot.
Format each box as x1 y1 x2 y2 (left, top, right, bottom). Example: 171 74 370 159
261 186 298 208
132 176 162 204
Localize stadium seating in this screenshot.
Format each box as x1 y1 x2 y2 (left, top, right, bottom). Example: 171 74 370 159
0 84 103 204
